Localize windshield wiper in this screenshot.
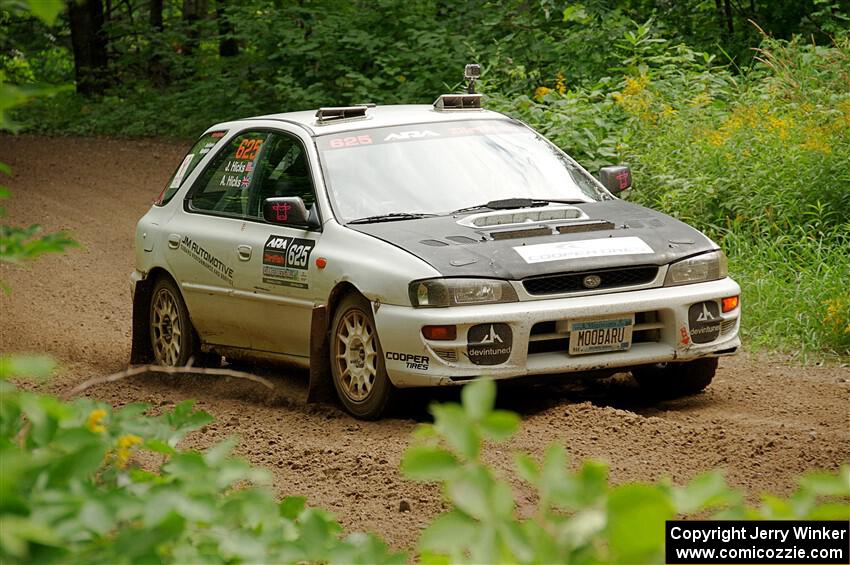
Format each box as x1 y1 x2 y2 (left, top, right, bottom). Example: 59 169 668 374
451 197 587 215
348 212 437 224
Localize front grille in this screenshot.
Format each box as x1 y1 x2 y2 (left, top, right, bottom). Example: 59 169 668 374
432 348 458 362
522 266 658 296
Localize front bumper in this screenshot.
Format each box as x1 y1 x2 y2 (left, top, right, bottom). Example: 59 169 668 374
374 277 741 387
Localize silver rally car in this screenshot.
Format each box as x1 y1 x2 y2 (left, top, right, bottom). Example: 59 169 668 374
131 89 741 419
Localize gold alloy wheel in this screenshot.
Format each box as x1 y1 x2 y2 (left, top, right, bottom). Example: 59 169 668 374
334 309 378 402
151 287 183 365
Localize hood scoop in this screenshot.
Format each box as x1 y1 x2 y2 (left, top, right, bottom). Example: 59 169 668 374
489 220 619 241
490 227 552 240
557 220 616 234
457 205 588 229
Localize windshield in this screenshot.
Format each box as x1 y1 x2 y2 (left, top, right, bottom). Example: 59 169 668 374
316 120 609 223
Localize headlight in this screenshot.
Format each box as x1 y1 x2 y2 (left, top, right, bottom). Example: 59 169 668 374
664 250 728 286
409 278 518 307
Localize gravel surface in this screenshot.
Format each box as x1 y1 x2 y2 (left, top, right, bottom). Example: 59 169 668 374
2 134 848 549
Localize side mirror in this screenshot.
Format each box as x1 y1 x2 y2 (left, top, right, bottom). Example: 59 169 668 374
263 197 319 229
598 165 632 196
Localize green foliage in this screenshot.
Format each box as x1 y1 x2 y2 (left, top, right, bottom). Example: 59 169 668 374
0 0 76 288
402 380 850 564
491 24 850 357
0 384 404 564
4 378 847 563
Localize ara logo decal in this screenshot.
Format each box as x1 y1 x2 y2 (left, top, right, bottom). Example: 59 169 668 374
262 235 315 289
466 323 512 365
384 130 439 141
688 301 721 343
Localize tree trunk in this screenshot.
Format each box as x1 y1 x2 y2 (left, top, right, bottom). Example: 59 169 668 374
148 0 168 86
182 0 208 56
216 0 238 57
68 0 109 96
150 0 163 30
723 0 734 36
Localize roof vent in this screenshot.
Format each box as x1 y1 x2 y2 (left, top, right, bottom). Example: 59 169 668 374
433 94 483 111
315 105 370 123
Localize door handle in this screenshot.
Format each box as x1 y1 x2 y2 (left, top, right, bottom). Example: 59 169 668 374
167 233 181 249
237 244 252 261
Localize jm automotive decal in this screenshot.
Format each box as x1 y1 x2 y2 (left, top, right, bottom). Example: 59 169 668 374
262 235 315 289
467 323 513 365
179 235 234 285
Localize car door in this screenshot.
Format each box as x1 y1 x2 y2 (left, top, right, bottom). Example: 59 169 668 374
165 130 271 349
229 130 323 359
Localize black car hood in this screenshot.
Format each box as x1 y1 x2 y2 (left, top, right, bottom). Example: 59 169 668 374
348 200 717 279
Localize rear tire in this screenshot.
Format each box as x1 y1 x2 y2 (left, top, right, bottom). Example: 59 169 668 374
149 276 198 367
632 357 718 398
329 294 393 419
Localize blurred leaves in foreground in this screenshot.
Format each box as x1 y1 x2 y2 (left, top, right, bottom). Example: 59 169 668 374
1 378 847 563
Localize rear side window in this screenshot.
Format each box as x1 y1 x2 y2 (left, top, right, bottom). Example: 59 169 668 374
157 130 227 206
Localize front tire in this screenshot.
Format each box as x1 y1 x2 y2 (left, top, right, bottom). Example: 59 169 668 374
330 294 393 419
149 276 197 367
632 357 718 398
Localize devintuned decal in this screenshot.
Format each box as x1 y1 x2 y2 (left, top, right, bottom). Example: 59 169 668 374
262 235 315 289
179 235 234 285
688 301 721 343
466 323 512 365
385 352 429 371
513 236 654 264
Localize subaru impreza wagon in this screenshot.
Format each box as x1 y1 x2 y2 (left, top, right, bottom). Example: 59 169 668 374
130 92 740 419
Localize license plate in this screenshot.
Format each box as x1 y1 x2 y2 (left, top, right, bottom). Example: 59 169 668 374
568 315 634 355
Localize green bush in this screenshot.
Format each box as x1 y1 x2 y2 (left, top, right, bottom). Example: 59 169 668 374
2 376 848 564
402 380 850 563
0 361 403 564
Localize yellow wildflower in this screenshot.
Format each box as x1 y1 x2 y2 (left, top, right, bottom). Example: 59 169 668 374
86 409 107 433
839 100 850 128
534 86 552 101
766 115 789 140
824 295 850 335
705 129 729 147
689 92 712 107
622 74 649 96
115 434 143 469
555 72 567 95
801 126 832 154
659 104 677 120
614 74 654 121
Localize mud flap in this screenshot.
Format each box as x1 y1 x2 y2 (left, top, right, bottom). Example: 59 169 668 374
307 305 334 403
129 277 154 365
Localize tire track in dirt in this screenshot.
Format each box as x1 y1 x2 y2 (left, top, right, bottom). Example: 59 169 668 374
2 134 848 549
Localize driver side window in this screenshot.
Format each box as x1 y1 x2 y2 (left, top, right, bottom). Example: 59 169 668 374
189 132 268 217
189 130 317 222
250 132 316 218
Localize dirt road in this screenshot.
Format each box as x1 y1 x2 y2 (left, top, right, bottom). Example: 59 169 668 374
2 134 848 549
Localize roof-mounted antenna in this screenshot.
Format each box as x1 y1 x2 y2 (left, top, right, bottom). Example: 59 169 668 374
464 63 481 94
